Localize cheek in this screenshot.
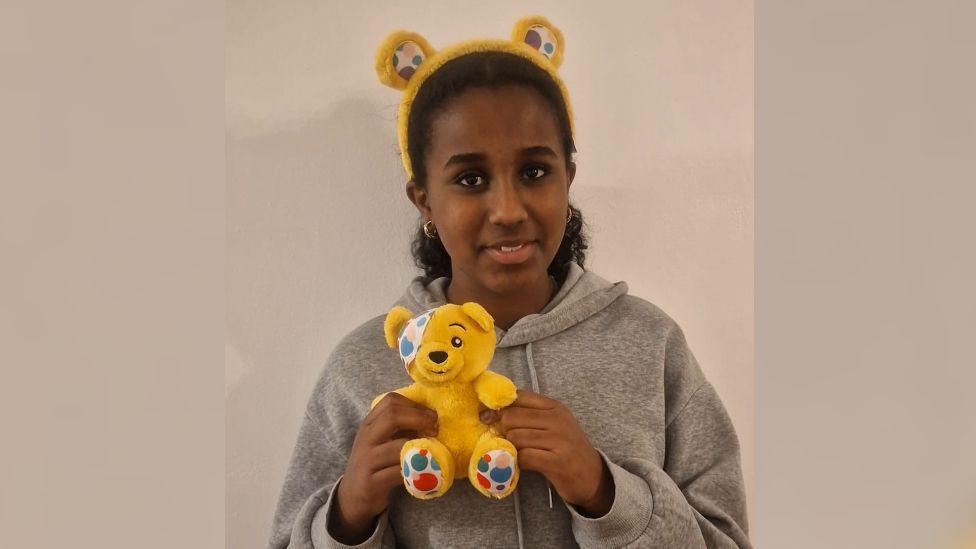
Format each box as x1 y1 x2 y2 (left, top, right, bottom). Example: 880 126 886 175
546 219 568 250
539 194 569 243
434 205 481 253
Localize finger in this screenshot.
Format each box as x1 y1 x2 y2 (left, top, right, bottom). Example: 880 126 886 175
369 392 434 416
366 406 438 444
498 406 552 433
380 405 438 439
387 391 434 407
372 463 407 491
505 428 559 451
511 389 558 410
369 438 411 472
516 447 558 474
366 397 437 430
365 401 436 428
479 408 500 425
391 429 421 440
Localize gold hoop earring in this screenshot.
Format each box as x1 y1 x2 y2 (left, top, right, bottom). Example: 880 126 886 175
423 220 438 239
566 208 573 223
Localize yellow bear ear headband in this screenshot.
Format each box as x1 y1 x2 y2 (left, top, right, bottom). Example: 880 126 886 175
374 15 575 180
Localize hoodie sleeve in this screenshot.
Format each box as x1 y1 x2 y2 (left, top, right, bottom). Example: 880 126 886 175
267 334 397 549
564 324 752 548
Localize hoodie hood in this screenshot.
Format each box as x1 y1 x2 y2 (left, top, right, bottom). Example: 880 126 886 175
394 262 630 348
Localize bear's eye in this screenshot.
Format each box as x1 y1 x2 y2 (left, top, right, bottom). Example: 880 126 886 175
451 336 462 348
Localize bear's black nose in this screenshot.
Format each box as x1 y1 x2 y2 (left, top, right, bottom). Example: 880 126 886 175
428 351 448 364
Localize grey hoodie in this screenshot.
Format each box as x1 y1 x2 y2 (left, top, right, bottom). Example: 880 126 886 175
268 262 751 548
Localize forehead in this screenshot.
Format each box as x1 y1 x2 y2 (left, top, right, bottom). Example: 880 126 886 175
426 85 562 160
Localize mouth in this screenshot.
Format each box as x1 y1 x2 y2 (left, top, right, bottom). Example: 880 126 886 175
483 240 535 265
429 369 448 375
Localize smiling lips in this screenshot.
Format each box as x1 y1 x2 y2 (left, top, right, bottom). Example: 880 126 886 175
484 240 535 265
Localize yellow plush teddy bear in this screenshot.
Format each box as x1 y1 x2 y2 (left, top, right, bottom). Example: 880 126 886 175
371 302 519 500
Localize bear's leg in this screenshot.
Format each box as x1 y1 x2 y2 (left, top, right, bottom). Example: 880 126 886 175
468 432 519 499
400 437 454 500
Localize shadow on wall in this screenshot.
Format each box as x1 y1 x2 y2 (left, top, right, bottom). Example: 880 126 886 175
226 96 418 548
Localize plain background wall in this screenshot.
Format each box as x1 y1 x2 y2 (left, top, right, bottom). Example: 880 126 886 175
226 2 753 547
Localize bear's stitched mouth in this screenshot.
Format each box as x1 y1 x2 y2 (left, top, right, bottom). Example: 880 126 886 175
430 369 447 375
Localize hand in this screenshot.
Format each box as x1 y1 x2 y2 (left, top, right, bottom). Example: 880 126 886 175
482 389 614 517
331 392 438 543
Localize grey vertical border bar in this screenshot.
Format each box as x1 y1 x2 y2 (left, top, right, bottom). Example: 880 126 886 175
757 1 976 547
0 1 225 548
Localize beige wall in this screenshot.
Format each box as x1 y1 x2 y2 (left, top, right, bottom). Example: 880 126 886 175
226 2 753 546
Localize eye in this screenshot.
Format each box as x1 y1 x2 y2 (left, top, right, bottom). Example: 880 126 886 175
521 165 548 181
451 336 462 348
455 172 487 188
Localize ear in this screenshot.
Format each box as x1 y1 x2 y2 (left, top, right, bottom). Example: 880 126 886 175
461 302 494 333
567 160 576 191
384 306 414 349
375 31 436 90
511 15 566 68
405 180 431 218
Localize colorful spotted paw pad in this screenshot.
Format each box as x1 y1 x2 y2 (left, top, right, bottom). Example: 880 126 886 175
474 449 517 496
402 448 444 497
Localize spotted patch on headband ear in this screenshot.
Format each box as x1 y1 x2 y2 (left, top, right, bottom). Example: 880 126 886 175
392 40 426 81
509 16 565 68
523 25 557 59
375 30 436 91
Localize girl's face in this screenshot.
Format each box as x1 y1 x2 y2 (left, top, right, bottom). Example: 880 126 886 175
407 84 575 296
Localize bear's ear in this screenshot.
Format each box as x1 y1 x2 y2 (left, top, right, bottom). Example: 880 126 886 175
375 30 436 90
384 306 414 349
461 302 494 333
511 15 565 68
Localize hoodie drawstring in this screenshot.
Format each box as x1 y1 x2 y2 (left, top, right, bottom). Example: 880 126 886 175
510 342 552 549
524 341 554 510
512 489 525 549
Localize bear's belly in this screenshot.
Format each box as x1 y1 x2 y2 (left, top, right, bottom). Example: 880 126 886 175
430 397 489 478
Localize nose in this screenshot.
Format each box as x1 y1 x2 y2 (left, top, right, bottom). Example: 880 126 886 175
487 177 528 227
428 351 448 364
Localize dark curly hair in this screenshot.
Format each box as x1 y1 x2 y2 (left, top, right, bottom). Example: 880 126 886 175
406 51 589 284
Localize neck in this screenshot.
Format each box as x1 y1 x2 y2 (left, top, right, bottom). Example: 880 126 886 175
445 271 556 331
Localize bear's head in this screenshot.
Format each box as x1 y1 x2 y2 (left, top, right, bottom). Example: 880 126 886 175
384 303 496 384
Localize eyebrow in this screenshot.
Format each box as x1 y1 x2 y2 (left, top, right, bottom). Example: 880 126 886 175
449 323 467 331
443 146 558 168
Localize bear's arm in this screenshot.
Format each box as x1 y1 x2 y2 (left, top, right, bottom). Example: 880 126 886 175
369 383 428 410
473 371 518 410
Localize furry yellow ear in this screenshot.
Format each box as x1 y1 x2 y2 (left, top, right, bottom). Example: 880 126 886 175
384 306 415 349
511 15 565 68
375 31 436 90
461 302 494 333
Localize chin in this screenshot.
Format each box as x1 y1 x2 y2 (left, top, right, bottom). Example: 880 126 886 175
481 264 542 292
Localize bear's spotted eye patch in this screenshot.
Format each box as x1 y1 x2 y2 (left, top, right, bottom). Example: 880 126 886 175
451 336 462 348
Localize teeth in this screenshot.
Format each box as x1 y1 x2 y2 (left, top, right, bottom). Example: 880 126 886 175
499 244 524 252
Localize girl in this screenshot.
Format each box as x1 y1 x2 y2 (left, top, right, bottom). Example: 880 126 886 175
269 16 751 549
